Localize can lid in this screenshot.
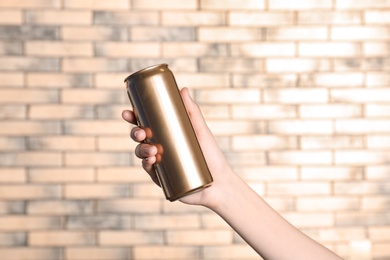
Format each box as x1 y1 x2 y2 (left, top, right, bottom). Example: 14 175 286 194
124 63 168 82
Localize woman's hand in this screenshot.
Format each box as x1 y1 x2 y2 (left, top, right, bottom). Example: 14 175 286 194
121 87 234 208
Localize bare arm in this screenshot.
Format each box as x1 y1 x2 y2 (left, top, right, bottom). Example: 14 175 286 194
122 87 342 260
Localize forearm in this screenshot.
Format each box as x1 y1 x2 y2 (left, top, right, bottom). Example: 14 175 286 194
208 173 342 260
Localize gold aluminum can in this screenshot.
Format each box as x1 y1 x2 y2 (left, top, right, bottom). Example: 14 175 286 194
124 64 213 201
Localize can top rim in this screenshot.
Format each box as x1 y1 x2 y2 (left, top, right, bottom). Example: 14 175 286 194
124 63 168 82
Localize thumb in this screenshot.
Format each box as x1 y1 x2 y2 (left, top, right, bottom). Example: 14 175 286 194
180 88 210 139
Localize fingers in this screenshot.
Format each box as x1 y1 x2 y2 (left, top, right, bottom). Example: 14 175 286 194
135 143 157 159
130 127 146 142
121 110 137 125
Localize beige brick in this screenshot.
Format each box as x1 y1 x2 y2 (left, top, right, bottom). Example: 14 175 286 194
97 167 149 183
298 11 361 25
233 74 297 88
268 120 333 134
267 27 328 40
366 166 390 180
132 183 162 198
232 135 297 151
364 43 390 57
337 212 390 226
331 89 390 103
332 26 390 40
30 231 95 246
336 119 390 134
0 152 62 166
93 11 158 25
0 122 61 136
0 105 26 119
62 26 128 41
134 214 200 230
94 73 128 88
175 73 229 88
203 245 258 259
237 166 298 181
207 120 262 135
299 43 361 57
301 136 364 149
0 10 23 24
95 42 160 57
367 135 390 148
97 136 136 151
369 227 390 240
201 0 264 9
131 26 196 42
133 0 197 10
28 168 94 183
232 105 297 119
97 199 160 214
0 137 25 151
134 246 199 259
199 105 230 119
0 216 61 231
297 197 359 211
0 232 25 246
266 88 328 104
231 42 295 57
62 58 126 72
362 196 390 211
366 72 390 87
28 136 95 151
65 247 129 260
64 122 126 136
229 12 293 26
301 167 364 180
0 201 24 214
64 0 130 9
27 200 93 215
0 89 58 103
25 11 92 25
266 58 330 72
366 105 390 118
305 228 366 245
267 182 331 195
26 41 93 57
61 89 124 104
0 57 59 72
0 73 24 87
167 230 232 245
269 150 332 165
373 242 390 258
198 27 264 42
65 184 129 199
162 11 225 26
201 213 231 229
365 11 390 24
196 89 260 104
0 0 61 8
334 181 390 194
0 248 60 260
27 73 92 88
99 231 163 245
269 0 332 9
0 168 26 183
162 43 228 57
335 151 390 165
337 0 390 9
29 105 94 119
0 185 61 200
68 215 131 229
300 104 362 118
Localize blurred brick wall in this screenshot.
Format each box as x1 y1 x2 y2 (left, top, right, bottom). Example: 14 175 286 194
0 0 390 259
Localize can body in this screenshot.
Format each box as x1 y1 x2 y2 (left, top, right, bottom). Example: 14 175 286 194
124 64 213 201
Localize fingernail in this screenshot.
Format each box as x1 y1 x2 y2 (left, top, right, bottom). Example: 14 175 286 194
134 130 139 138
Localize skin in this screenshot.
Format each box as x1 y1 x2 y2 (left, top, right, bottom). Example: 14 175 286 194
122 88 343 260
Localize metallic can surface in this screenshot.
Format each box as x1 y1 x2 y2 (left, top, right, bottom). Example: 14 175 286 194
124 64 213 201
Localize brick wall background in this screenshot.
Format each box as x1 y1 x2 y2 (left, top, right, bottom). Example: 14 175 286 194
0 0 389 259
